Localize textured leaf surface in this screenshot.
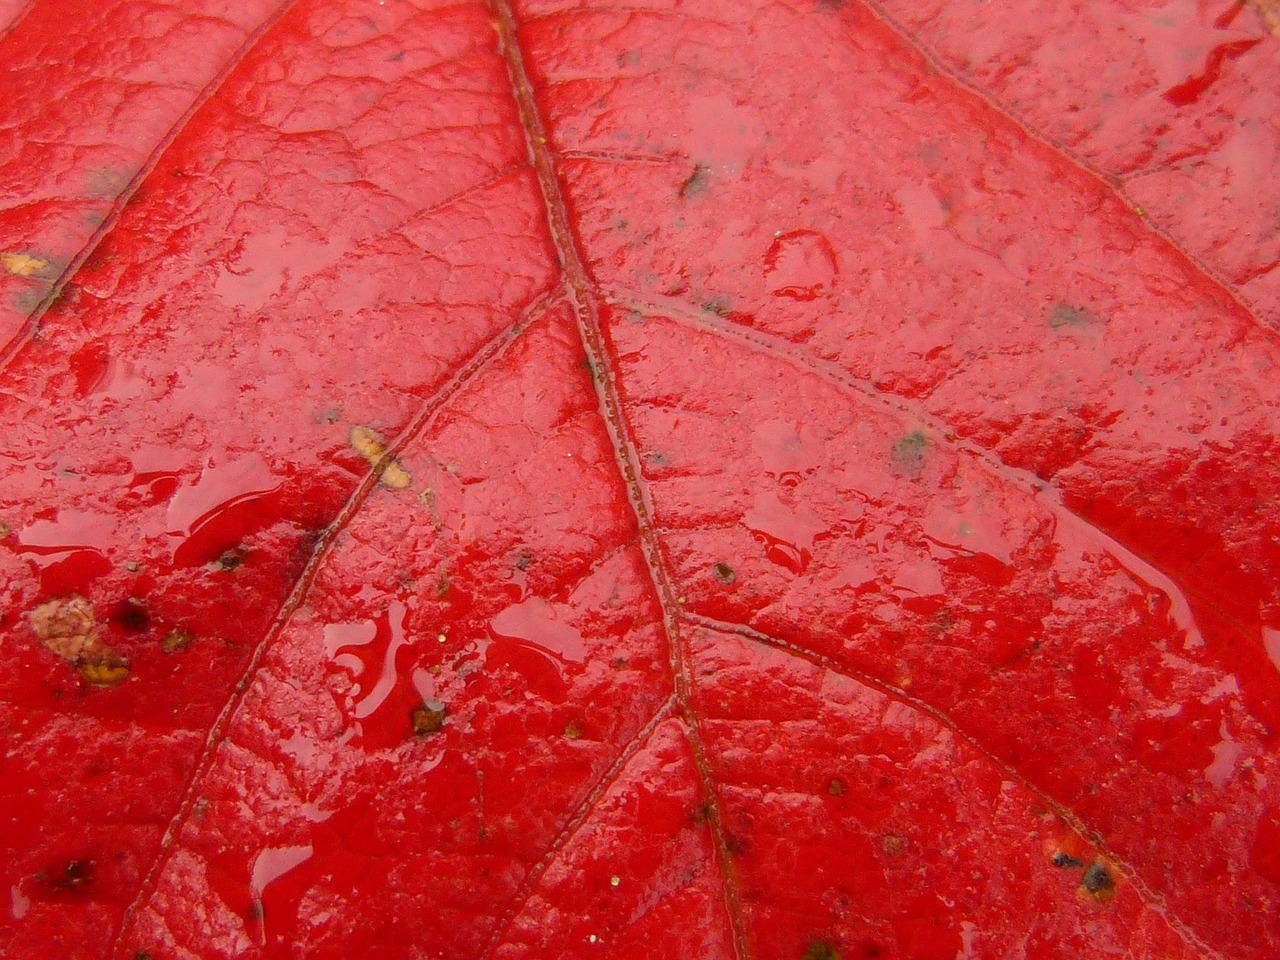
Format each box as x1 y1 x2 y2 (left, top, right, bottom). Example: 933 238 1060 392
1 1 1277 958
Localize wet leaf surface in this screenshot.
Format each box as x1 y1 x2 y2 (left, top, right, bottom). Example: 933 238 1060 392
1 0 1277 958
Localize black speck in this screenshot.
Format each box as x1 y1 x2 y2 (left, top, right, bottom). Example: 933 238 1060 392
713 562 736 583
1080 860 1116 899
1052 851 1084 869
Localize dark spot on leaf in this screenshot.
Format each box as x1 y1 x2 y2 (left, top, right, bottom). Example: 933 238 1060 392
1048 303 1093 330
213 547 247 571
1080 859 1116 902
1052 851 1084 869
804 941 839 960
46 859 93 892
891 430 927 474
827 777 845 796
411 700 447 736
702 295 731 315
713 562 736 583
692 800 715 826
109 597 150 633
680 164 710 197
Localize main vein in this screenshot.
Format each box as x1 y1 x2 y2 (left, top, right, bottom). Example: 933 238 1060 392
488 3 750 956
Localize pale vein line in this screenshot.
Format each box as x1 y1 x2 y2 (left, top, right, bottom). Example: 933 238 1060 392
0 0 302 375
559 148 688 166
490 2 750 955
683 611 1224 960
851 0 1278 335
604 285 1244 649
108 293 558 958
478 697 676 959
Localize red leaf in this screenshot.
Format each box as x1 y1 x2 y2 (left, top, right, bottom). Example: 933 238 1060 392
1 1 1277 958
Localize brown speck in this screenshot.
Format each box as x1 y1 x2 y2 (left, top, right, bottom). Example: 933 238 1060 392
563 721 582 739
213 547 246 571
1051 851 1084 869
827 777 845 796
891 430 928 474
1080 859 1116 902
680 164 710 197
350 425 411 489
713 562 736 583
412 700 447 735
881 834 907 856
803 940 840 960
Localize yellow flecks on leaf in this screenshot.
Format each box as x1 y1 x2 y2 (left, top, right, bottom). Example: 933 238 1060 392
161 629 195 653
350 425 411 489
1 252 51 277
28 596 130 684
79 660 131 687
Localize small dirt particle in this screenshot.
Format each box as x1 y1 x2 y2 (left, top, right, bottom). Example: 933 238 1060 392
713 562 736 583
827 777 845 796
411 700 447 735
